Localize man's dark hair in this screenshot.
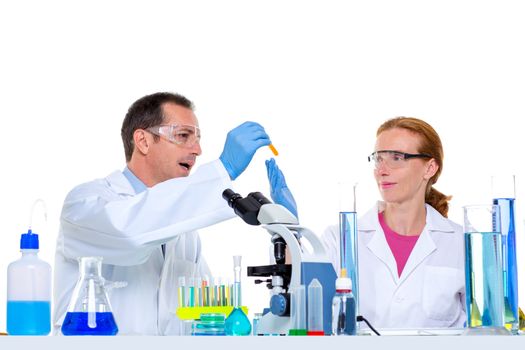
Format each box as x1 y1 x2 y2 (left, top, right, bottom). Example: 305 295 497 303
121 92 194 162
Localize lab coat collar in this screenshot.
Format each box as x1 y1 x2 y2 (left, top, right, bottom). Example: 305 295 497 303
122 166 148 194
105 170 136 195
361 201 454 284
360 201 456 234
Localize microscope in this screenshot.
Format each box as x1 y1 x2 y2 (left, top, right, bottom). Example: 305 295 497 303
222 189 337 335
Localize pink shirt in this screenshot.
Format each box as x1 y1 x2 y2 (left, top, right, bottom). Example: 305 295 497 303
378 211 420 277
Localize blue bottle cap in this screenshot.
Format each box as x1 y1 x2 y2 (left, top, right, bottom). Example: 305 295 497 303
20 229 39 249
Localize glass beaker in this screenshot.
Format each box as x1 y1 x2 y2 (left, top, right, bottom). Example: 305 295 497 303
61 257 118 335
491 175 519 333
463 205 509 335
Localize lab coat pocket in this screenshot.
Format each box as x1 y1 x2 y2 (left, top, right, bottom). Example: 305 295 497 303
421 266 462 322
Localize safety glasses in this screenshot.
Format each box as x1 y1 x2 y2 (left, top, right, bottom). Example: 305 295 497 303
147 124 201 148
368 150 432 169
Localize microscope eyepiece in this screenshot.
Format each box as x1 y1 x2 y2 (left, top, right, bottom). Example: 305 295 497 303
222 188 242 208
222 189 271 226
249 192 272 206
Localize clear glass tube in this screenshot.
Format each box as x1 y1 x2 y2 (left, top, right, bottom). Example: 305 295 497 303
491 175 519 333
339 211 359 315
463 205 509 335
289 285 307 335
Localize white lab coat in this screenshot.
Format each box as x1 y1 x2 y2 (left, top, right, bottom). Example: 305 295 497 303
53 159 235 335
322 202 466 329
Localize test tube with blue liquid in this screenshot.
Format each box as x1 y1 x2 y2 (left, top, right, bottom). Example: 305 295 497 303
463 204 509 335
188 277 195 307
338 182 359 316
491 175 519 333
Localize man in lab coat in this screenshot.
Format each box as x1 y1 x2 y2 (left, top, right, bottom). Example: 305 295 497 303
53 92 272 335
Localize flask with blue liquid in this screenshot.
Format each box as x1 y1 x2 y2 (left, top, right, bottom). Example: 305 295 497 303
61 257 118 335
224 255 251 336
6 228 52 335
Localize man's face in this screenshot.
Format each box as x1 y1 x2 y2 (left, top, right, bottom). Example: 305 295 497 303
146 102 202 182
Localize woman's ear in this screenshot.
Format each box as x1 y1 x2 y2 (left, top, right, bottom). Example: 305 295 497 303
424 158 439 181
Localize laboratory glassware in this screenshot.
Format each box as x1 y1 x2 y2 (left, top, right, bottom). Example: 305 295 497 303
7 229 51 335
252 313 263 336
463 205 509 335
338 182 359 315
331 276 356 335
289 285 307 335
61 257 118 335
192 313 226 336
7 199 51 335
307 278 324 336
491 175 519 333
224 255 251 336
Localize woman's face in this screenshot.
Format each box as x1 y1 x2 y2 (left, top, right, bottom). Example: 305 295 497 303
373 128 438 205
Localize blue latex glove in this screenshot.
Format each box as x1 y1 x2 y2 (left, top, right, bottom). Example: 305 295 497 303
220 121 271 180
265 158 298 218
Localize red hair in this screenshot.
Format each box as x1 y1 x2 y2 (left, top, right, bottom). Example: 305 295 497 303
377 117 451 217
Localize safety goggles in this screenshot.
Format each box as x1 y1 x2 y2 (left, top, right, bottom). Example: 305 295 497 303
147 124 201 148
368 150 432 170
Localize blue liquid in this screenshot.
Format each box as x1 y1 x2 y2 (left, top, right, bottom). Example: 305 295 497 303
339 212 359 312
493 198 519 330
224 308 251 336
465 232 505 328
7 300 51 335
332 292 356 335
61 312 118 335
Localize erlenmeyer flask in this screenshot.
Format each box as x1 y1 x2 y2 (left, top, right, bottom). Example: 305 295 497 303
61 257 118 335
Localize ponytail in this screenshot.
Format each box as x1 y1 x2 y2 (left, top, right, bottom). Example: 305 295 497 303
426 186 452 218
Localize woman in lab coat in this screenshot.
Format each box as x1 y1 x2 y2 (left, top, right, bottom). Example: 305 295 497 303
322 117 466 330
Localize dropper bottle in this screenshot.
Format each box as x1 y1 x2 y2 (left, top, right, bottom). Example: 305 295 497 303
224 255 251 335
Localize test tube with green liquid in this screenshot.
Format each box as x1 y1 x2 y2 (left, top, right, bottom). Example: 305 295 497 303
177 276 186 307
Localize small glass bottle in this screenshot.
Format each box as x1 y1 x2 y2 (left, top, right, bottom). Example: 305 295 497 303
331 276 356 335
224 255 251 335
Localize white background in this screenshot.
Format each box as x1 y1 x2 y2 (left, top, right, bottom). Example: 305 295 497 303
1 0 525 332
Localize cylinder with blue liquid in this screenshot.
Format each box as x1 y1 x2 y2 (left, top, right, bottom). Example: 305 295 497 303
463 204 509 335
491 175 519 333
339 211 359 315
337 182 359 316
